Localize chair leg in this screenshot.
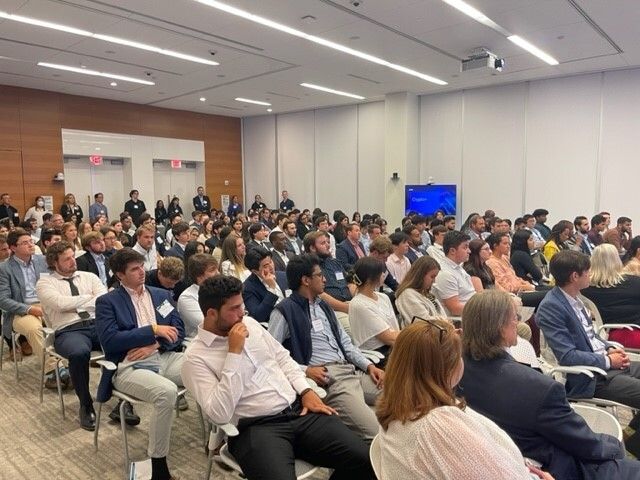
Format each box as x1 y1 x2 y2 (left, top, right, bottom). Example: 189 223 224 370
55 359 65 419
0 333 4 372
94 403 102 450
12 333 19 381
205 450 213 480
196 403 207 450
120 400 131 479
39 349 46 403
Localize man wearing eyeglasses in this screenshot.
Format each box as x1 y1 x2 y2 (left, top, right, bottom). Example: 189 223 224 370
0 228 65 387
269 253 384 441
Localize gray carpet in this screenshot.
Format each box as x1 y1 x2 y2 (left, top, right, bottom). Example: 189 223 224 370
0 351 330 480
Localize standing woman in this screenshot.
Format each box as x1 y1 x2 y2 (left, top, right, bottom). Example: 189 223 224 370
60 193 83 225
349 257 400 361
396 256 445 327
375 320 534 480
227 195 243 218
250 194 266 211
24 196 49 227
167 197 183 218
155 200 168 225
220 234 249 281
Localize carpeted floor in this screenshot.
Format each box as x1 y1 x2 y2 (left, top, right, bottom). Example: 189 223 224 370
0 351 330 480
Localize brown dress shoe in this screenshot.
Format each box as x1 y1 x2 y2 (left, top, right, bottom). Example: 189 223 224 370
19 339 33 356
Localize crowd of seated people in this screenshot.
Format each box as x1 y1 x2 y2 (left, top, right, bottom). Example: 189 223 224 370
5 187 640 478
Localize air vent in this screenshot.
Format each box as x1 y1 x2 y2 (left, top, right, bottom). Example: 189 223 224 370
266 91 301 100
347 73 381 84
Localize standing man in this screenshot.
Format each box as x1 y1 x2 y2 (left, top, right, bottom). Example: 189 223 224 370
124 190 146 227
95 248 185 480
36 241 108 430
0 193 20 227
192 186 210 213
279 190 295 212
89 193 108 222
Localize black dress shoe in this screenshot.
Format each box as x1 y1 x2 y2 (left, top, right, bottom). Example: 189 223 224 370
109 400 140 426
80 405 96 431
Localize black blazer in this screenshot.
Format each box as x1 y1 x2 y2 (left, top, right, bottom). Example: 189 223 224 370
271 249 293 272
459 353 634 480
193 195 211 212
242 272 288 322
76 251 114 287
60 204 83 223
164 243 185 260
335 239 365 272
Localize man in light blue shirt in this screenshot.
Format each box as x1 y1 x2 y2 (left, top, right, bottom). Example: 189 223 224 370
89 193 108 222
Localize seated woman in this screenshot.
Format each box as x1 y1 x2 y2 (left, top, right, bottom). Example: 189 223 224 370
220 233 250 282
375 319 535 480
349 257 400 361
510 229 545 285
581 244 640 349
463 239 495 292
622 236 640 277
542 220 572 262
396 256 445 327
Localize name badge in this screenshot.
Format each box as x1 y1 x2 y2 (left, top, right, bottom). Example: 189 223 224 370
251 366 269 386
203 200 207 205
133 204 139 209
156 300 174 318
312 319 324 333
335 271 344 281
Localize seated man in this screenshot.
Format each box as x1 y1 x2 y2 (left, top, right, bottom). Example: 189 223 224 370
182 275 374 479
336 223 366 272
385 232 411 283
177 253 218 340
368 236 398 291
76 231 113 288
402 224 424 264
164 222 190 260
132 225 161 272
242 248 287 322
460 290 640 479
0 228 63 386
269 230 293 272
245 223 271 253
36 241 109 431
283 220 303 255
145 257 184 295
95 248 185 480
537 249 640 455
426 225 447 264
432 230 475 316
269 254 384 440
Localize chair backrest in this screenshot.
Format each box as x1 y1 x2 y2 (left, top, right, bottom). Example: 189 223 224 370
571 403 623 441
509 336 540 368
579 294 606 338
369 434 382 479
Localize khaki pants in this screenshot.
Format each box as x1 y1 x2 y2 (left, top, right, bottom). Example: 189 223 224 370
12 306 58 372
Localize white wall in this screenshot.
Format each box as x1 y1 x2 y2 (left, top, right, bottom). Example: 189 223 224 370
242 67 640 228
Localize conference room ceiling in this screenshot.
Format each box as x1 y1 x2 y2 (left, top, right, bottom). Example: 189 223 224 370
0 0 636 117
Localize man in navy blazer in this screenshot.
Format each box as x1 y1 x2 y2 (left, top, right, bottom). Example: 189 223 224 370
95 248 185 480
242 248 288 323
537 250 640 454
460 290 640 480
192 186 211 213
164 222 190 260
336 223 366 272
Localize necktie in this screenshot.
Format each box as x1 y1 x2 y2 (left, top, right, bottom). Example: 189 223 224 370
63 277 79 296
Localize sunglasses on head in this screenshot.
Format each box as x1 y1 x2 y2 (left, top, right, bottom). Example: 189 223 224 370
411 316 447 343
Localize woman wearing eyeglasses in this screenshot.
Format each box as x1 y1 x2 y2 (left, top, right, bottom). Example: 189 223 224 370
375 318 539 480
395 256 445 328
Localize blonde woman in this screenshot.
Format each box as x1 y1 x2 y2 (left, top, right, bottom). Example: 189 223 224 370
60 193 83 224
582 243 640 348
396 256 445 327
220 233 249 281
375 319 535 480
61 221 83 254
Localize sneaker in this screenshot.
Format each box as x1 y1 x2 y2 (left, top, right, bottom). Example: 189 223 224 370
59 367 72 389
177 396 188 411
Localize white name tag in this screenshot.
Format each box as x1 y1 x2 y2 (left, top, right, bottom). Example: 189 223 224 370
203 200 207 205
156 300 174 318
312 319 324 333
251 366 269 386
133 205 139 209
335 272 344 281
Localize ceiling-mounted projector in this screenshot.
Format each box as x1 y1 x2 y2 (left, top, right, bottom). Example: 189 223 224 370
461 48 505 72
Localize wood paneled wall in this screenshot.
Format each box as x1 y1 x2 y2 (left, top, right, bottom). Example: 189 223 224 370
0 85 242 217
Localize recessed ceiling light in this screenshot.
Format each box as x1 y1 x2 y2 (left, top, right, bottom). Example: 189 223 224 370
110 81 117 86
300 83 365 100
0 11 219 66
193 0 447 85
267 108 273 112
37 62 155 85
507 35 559 65
200 97 206 101
235 97 271 106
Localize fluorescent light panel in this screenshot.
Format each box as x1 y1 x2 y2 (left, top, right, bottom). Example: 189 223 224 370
193 0 447 85
300 83 365 100
0 11 218 66
37 62 155 85
440 0 559 66
235 97 271 106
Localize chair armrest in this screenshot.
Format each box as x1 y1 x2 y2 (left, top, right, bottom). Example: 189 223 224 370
215 423 239 437
42 327 54 336
259 322 269 329
549 365 607 379
360 350 382 364
598 323 640 335
96 359 117 371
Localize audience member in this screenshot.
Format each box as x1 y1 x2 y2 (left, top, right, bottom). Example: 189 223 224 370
132 225 160 271
622 236 640 277
36 241 107 430
24 196 48 227
533 208 551 240
510 229 544 284
279 190 295 211
282 220 303 255
145 257 184 294
369 236 399 291
177 253 218 340
543 220 573 262
336 222 366 271
89 193 108 222
245 222 270 252
402 224 424 264
460 290 636 479
269 254 384 439
192 186 210 213
0 234 10 262
155 200 168 225
124 190 146 226
573 215 595 255
242 248 287 322
226 195 243 218
385 232 411 284
485 233 535 293
95 248 184 480
269 230 292 272
100 226 121 256
164 222 190 260
603 216 633 255
396 256 445 327
60 193 83 225
76 231 112 287
426 225 447 264
432 231 474 316
314 215 336 257
220 234 249 281
463 239 495 291
587 214 607 248
0 193 20 226
376 319 533 480
467 214 487 241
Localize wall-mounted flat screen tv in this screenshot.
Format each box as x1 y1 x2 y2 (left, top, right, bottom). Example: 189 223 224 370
405 184 457 216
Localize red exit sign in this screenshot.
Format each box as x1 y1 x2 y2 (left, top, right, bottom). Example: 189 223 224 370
171 159 182 169
89 155 103 166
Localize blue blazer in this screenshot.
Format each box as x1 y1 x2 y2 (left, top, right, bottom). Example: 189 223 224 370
460 353 633 480
242 272 288 323
536 287 613 398
335 239 365 272
164 243 185 260
95 286 185 402
0 255 49 332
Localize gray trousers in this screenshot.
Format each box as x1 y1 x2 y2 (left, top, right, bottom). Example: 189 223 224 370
113 351 184 458
324 363 380 440
595 361 640 410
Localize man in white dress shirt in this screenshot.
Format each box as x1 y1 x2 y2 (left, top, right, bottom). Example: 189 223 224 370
432 230 475 316
177 254 218 340
181 275 373 480
132 225 160 271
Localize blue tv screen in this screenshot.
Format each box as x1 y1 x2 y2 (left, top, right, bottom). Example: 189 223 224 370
405 184 457 216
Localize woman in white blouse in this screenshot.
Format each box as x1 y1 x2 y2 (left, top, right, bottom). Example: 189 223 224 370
375 320 550 480
24 196 49 227
349 257 400 360
395 256 446 327
220 233 250 282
